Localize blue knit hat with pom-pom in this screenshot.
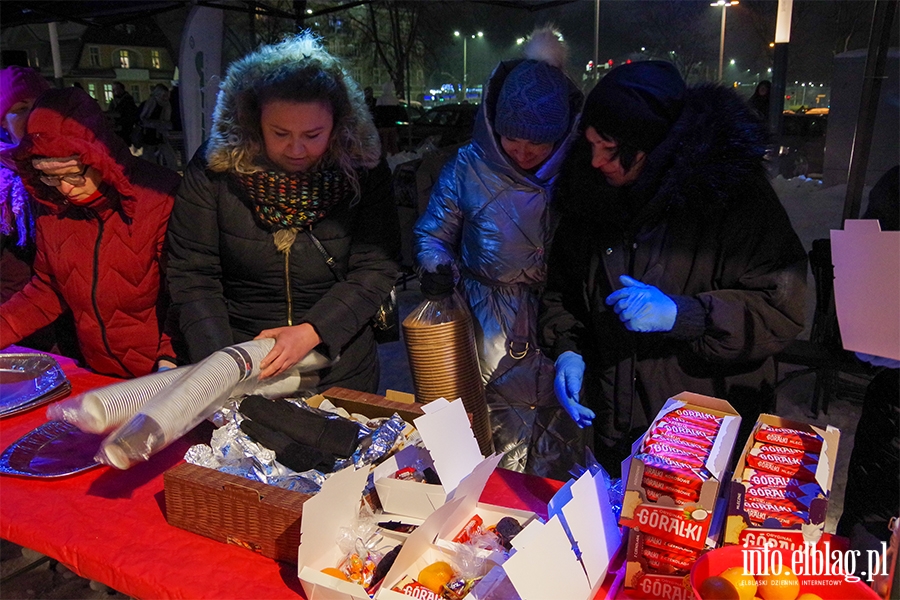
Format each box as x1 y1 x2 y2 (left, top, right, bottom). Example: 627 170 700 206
494 60 570 144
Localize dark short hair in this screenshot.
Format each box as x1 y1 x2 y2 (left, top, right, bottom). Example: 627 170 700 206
592 128 642 171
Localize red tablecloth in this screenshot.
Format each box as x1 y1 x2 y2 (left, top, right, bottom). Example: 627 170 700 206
0 349 579 599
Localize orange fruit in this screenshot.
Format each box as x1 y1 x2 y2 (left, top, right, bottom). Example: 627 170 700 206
321 567 349 581
756 567 800 600
699 576 740 600
796 595 823 600
720 566 758 600
418 561 455 594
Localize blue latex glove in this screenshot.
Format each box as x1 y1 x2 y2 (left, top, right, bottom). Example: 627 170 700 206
855 352 900 369
605 275 677 332
554 351 595 428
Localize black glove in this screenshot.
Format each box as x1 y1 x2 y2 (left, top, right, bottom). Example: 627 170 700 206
239 395 360 459
420 263 455 300
240 419 335 473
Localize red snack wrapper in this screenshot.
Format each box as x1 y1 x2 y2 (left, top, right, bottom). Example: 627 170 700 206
642 546 694 574
755 424 823 453
644 434 712 457
392 576 442 600
643 475 701 503
746 450 818 482
745 504 809 528
644 465 704 493
645 484 697 506
663 408 722 431
752 442 815 459
744 484 817 511
742 468 824 496
648 421 717 448
642 534 703 559
637 453 712 485
393 467 418 481
452 514 484 544
647 448 708 470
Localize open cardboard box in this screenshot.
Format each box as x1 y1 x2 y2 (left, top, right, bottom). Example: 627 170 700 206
723 413 840 548
619 392 741 554
296 466 373 600
373 397 484 519
377 459 622 600
298 456 508 600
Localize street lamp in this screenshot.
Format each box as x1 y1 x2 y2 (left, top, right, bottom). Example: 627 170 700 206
711 0 738 82
454 30 483 100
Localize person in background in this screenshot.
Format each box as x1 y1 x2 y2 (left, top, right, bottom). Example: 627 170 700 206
540 62 807 475
748 79 771 123
0 87 181 378
166 33 399 392
1 66 49 305
837 165 900 583
106 81 139 149
0 65 79 356
139 83 178 169
414 27 585 478
373 81 405 156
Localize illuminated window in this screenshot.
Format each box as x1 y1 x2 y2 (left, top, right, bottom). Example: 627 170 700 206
151 50 161 69
118 50 130 69
87 83 97 99
89 47 100 67
103 83 113 104
131 85 141 102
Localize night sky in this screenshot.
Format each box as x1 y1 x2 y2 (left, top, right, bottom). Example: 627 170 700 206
418 0 895 91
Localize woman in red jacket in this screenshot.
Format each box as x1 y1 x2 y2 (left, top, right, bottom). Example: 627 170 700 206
0 87 181 378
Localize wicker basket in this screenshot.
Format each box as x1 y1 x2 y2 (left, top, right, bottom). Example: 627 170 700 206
164 462 311 562
163 387 426 563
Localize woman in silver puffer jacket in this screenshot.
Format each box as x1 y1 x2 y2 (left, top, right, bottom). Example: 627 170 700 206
413 28 584 478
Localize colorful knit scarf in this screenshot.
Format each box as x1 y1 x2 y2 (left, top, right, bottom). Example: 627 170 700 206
235 168 353 231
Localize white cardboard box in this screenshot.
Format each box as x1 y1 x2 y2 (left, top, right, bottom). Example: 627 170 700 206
298 407 504 600
502 466 622 600
297 466 373 600
378 459 621 600
373 398 484 519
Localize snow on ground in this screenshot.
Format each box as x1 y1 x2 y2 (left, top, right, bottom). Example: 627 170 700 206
770 174 873 338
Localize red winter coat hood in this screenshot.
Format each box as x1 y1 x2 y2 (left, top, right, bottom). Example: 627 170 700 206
10 87 139 218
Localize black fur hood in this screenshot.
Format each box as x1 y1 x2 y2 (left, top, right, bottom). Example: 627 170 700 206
639 83 769 207
560 83 770 218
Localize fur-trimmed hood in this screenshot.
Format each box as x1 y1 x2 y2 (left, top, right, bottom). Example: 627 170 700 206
205 34 381 175
562 83 769 219
636 83 769 208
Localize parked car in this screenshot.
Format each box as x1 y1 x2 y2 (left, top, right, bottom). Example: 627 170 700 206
769 112 828 179
398 103 479 151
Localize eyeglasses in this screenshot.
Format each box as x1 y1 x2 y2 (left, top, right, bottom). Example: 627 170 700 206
39 164 89 187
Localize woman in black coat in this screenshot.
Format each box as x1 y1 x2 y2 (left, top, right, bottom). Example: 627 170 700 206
166 33 400 392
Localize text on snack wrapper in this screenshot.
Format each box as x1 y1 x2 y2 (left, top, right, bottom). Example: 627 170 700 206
636 507 703 543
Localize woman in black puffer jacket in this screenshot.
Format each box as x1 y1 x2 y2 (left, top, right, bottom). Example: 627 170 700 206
166 33 400 392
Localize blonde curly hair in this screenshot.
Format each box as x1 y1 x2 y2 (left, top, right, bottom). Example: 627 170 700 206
205 32 381 196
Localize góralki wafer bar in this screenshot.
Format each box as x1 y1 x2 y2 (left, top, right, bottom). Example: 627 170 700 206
746 447 818 482
663 407 723 433
754 424 823 453
741 468 824 497
642 534 703 559
744 482 818 512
